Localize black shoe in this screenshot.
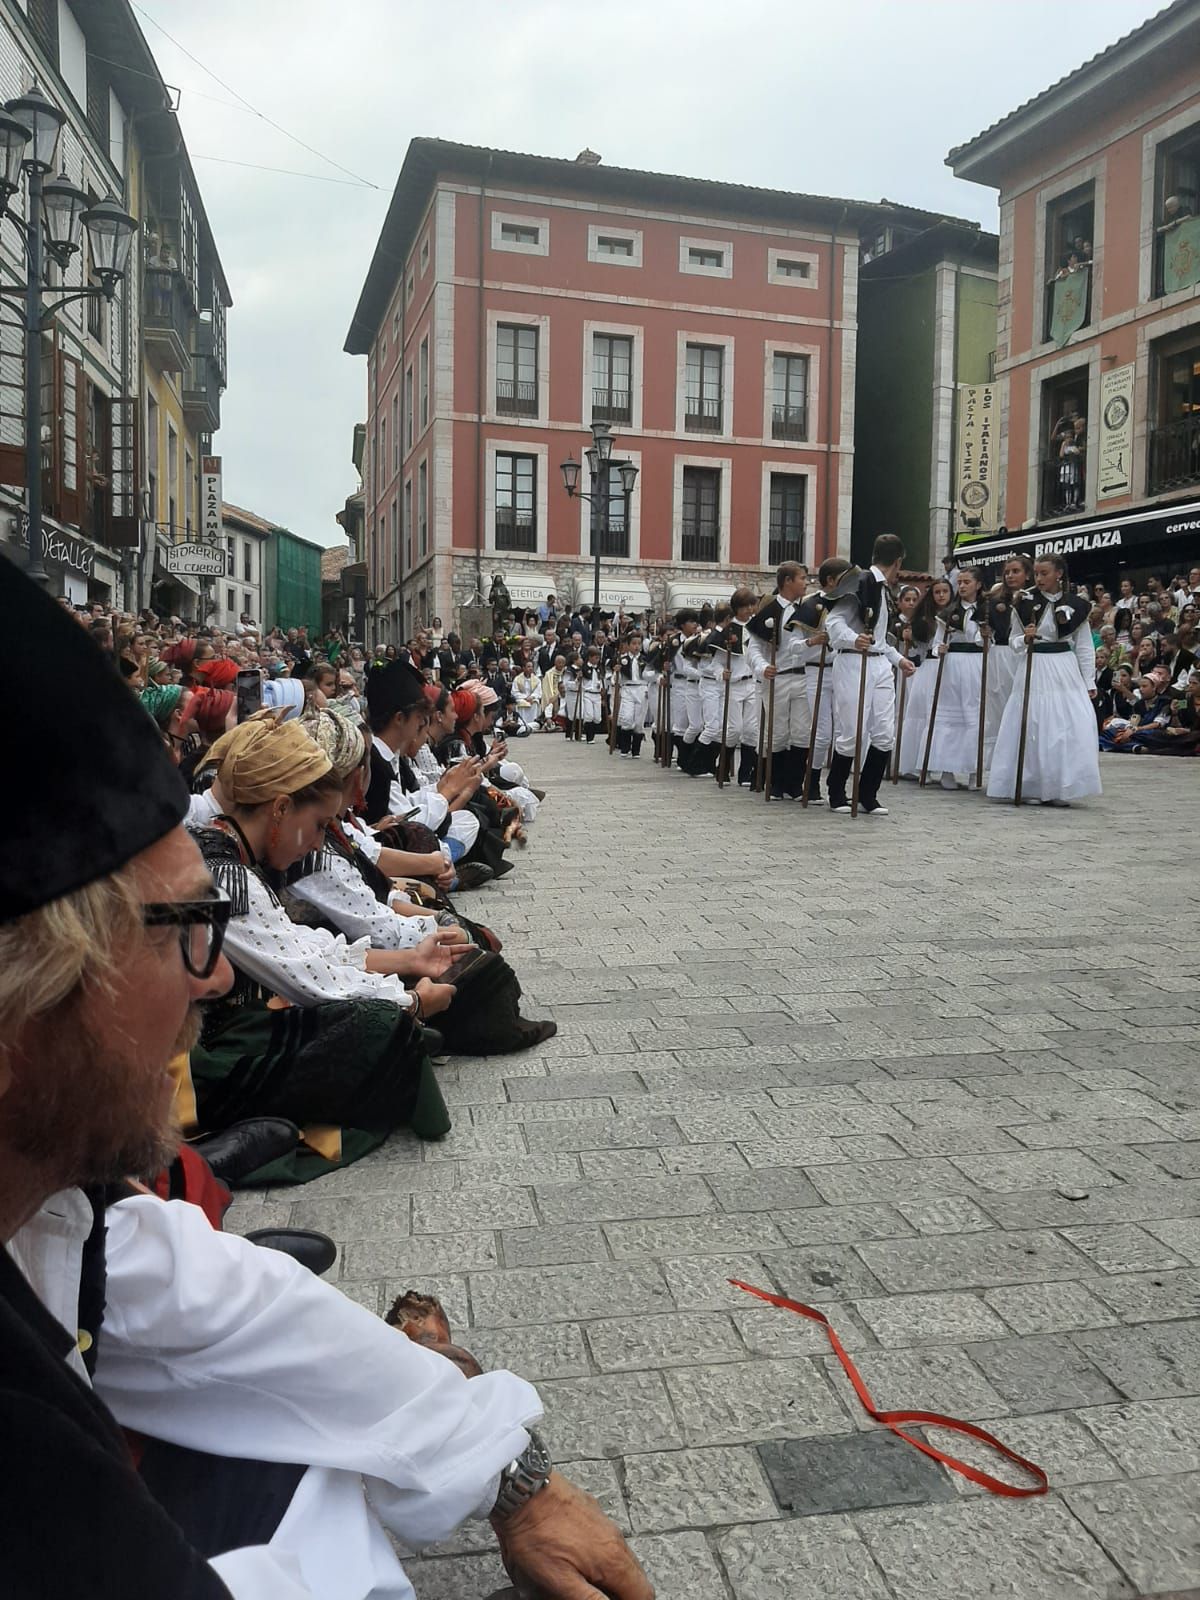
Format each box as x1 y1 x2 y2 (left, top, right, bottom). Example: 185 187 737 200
190 1118 299 1187
454 862 495 891
531 787 546 802
243 1227 338 1277
737 744 756 787
858 746 889 811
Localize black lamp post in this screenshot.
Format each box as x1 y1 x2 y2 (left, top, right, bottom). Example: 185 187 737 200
0 85 136 588
560 419 638 615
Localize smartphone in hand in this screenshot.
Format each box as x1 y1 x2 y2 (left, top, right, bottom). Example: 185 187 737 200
235 669 263 722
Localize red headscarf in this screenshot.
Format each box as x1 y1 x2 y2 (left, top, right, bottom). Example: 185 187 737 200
451 688 478 727
197 658 238 689
190 688 235 737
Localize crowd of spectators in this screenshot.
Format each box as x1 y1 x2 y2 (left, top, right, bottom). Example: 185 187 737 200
1087 566 1200 752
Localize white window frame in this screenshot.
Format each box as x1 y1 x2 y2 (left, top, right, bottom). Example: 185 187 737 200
576 447 642 563
1138 105 1200 305
492 210 550 257
404 364 414 452
417 456 429 558
486 309 550 426
763 341 821 448
676 330 735 438
679 235 733 279
485 437 548 557
1025 346 1101 525
420 233 430 273
587 224 643 268
1031 161 1105 358
419 335 430 431
673 454 732 565
582 320 644 435
403 476 413 570
768 247 820 289
759 461 816 568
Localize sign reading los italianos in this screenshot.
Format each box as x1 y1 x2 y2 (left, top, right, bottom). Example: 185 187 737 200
201 455 222 546
167 541 226 577
1097 362 1135 501
955 383 998 532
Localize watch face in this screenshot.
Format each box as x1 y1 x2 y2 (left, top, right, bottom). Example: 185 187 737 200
525 1429 553 1476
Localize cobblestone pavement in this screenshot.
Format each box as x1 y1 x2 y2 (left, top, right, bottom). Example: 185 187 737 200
229 741 1200 1599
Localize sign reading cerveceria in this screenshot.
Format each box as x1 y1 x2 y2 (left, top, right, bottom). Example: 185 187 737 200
955 384 998 531
167 542 225 577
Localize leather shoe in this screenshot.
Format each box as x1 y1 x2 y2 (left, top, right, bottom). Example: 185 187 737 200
454 862 495 890
191 1117 299 1186
243 1227 337 1277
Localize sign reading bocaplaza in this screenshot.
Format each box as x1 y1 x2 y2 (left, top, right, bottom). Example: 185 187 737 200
1097 362 1134 501
167 541 226 577
201 455 223 544
955 384 998 531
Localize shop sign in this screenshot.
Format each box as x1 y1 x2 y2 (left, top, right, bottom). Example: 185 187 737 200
1097 362 1134 501
201 455 222 544
167 541 225 577
955 384 998 531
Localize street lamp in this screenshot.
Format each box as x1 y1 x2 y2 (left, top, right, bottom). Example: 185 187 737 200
560 418 639 614
0 85 137 588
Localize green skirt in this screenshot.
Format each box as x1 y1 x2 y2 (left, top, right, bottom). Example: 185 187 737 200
190 997 450 1185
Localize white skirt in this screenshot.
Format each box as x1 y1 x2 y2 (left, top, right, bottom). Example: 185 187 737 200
987 649 1101 802
986 644 1019 745
897 657 939 776
928 650 988 776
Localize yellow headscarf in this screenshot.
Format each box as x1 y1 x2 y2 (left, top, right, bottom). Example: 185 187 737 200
206 709 332 805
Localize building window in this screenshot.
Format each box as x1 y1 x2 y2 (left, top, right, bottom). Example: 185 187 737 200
597 234 633 257
495 452 537 551
1039 367 1089 518
243 592 252 614
380 415 387 481
225 536 234 576
390 497 398 583
493 213 549 255
685 344 724 432
496 324 539 417
592 464 629 559
768 473 807 564
1149 331 1200 493
419 337 429 429
392 309 400 342
772 353 810 440
226 586 234 613
242 541 251 581
681 466 721 562
768 248 821 289
417 459 428 556
390 393 399 470
592 333 633 424
406 270 414 305
776 258 809 279
420 234 430 272
1153 123 1200 296
404 478 413 568
1042 183 1094 342
680 236 732 278
404 365 414 451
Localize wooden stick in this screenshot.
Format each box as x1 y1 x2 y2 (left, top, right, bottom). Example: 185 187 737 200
763 633 779 804
608 664 621 754
716 658 733 788
801 642 828 807
850 647 870 818
975 632 990 789
919 639 949 787
891 642 910 784
1013 640 1036 807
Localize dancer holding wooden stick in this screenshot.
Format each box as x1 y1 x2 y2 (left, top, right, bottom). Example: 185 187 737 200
746 562 811 801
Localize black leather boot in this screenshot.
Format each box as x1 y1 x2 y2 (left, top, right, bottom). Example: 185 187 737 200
737 744 756 786
631 732 644 757
827 752 852 813
859 745 891 814
190 1118 300 1187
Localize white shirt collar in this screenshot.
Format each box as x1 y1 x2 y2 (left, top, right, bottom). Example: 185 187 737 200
371 733 399 771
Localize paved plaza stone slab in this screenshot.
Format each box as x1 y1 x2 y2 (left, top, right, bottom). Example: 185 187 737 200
758 1429 957 1515
224 741 1200 1596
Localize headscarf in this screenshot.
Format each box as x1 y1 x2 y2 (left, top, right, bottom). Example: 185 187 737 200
140 683 184 729
189 688 235 739
206 710 333 806
301 706 366 779
451 688 478 726
161 639 196 668
262 677 306 720
197 657 239 689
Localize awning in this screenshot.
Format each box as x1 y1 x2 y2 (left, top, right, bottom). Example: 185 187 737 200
595 577 651 611
668 580 737 610
953 496 1200 563
505 581 557 607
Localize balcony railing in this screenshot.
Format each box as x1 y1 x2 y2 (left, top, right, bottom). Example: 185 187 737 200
592 386 631 424
1149 413 1200 493
1040 454 1087 519
495 507 537 551
496 379 538 417
143 267 191 374
685 393 722 432
768 528 805 565
772 403 808 441
681 528 719 562
183 353 222 434
591 518 629 558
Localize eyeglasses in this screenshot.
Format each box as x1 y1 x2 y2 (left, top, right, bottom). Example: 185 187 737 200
142 892 231 979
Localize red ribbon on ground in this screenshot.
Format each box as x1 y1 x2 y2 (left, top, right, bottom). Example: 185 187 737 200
729 1280 1048 1497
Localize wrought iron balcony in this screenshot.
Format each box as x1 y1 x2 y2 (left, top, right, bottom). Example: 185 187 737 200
591 518 629 559
183 353 222 434
1149 413 1200 493
591 386 631 424
496 379 538 417
495 507 537 551
684 393 722 432
1040 453 1087 519
143 267 191 374
681 529 719 562
772 403 808 441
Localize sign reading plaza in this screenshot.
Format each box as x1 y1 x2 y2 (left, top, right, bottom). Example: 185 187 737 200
201 455 223 546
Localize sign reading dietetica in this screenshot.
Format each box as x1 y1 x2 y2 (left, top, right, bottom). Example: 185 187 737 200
955 384 998 531
1097 362 1134 501
201 455 222 545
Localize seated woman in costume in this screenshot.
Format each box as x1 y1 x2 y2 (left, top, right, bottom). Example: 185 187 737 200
462 683 542 825
188 712 456 1183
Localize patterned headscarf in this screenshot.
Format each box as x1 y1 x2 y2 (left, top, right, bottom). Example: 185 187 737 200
301 706 366 778
206 710 332 804
140 683 184 729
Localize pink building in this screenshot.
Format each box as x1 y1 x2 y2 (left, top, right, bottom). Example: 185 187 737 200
345 141 945 637
948 0 1200 584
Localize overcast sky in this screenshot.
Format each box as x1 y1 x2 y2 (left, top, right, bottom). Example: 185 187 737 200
144 0 1160 548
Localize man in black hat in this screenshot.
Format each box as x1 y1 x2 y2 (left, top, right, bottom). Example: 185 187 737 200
0 569 650 1599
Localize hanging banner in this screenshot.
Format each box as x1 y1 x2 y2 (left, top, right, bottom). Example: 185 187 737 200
1049 266 1090 347
167 541 225 577
201 454 222 545
955 383 998 532
1162 214 1200 295
1097 362 1134 501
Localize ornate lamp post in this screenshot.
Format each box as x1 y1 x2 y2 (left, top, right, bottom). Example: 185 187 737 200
559 419 638 615
0 86 136 586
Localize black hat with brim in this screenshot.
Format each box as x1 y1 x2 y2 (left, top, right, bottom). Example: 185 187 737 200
0 563 188 924
365 657 428 720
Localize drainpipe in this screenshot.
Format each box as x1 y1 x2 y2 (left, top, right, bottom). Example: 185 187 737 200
474 153 492 603
824 206 848 560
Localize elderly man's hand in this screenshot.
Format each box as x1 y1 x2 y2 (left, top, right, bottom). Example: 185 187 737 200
492 1472 654 1600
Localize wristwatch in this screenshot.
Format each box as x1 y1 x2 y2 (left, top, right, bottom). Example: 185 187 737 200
491 1429 553 1520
